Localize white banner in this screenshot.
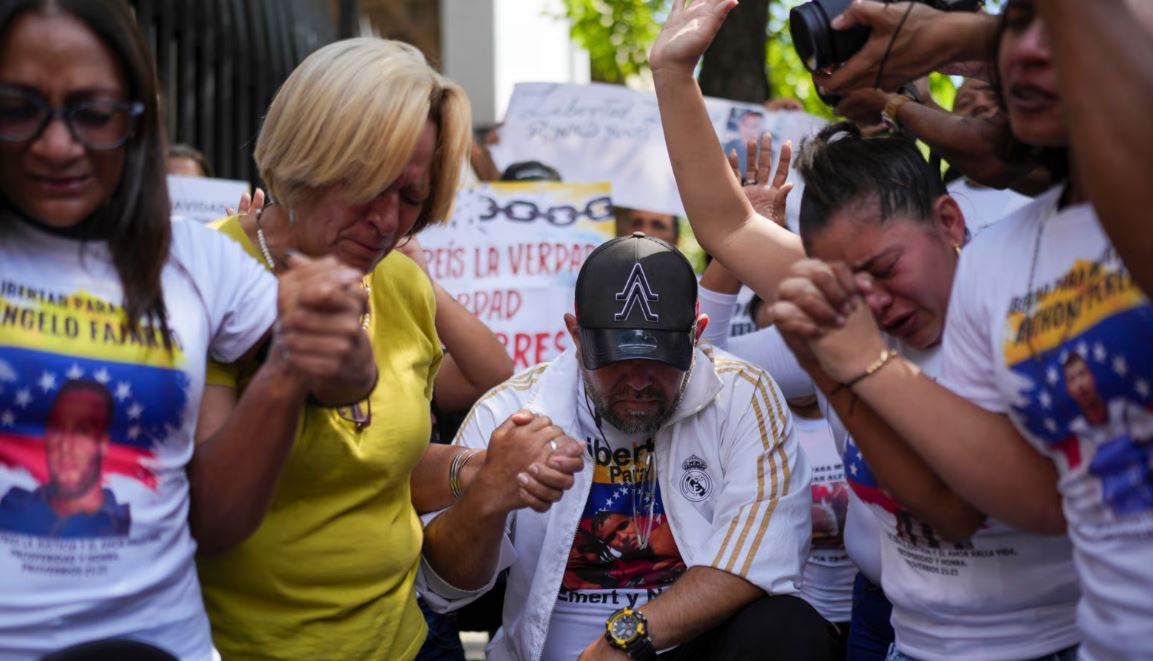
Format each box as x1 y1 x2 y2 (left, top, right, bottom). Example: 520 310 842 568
418 182 616 370
489 82 827 229
167 175 249 224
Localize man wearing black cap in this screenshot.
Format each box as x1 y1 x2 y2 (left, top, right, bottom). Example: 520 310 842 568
420 234 839 660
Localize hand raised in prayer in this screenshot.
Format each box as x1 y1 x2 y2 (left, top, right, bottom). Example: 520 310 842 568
649 0 739 75
727 132 793 228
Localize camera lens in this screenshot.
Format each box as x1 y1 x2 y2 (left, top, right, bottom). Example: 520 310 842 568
789 0 871 73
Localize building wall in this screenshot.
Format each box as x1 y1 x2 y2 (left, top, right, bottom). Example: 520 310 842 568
441 0 589 126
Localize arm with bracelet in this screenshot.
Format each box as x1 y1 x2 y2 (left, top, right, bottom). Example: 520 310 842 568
772 261 1064 535
422 407 583 593
836 87 1043 191
772 260 989 542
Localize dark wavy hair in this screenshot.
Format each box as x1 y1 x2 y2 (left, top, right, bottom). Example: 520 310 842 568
0 0 172 343
794 122 946 250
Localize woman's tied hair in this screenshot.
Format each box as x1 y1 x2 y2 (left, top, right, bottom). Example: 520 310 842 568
795 121 946 248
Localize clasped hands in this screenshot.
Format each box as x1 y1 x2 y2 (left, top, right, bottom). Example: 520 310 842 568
472 410 585 516
770 259 890 386
269 253 375 402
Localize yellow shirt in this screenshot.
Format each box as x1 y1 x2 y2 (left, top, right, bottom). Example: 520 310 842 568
198 217 440 660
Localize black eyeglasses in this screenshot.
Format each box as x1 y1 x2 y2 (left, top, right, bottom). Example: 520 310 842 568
0 86 144 150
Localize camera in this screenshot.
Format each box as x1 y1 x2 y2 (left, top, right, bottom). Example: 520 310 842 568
790 0 983 77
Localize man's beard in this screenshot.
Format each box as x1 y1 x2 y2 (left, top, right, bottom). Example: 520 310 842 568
583 369 688 435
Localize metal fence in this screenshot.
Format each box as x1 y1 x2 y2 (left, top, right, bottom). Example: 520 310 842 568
129 0 338 183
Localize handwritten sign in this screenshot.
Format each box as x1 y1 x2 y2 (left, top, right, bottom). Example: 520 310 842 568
488 82 826 230
167 175 249 224
418 182 616 369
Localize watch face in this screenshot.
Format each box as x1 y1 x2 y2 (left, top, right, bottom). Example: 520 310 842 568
609 614 639 641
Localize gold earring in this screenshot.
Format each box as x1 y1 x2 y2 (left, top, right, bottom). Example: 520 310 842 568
954 243 961 256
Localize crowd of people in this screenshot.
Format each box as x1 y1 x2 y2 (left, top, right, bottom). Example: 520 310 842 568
0 0 1150 660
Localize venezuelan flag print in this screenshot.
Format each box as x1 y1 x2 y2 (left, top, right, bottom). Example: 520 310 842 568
563 436 685 591
0 288 189 539
842 435 902 516
1002 253 1153 520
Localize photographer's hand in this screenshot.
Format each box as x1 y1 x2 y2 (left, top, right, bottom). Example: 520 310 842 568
821 1 998 93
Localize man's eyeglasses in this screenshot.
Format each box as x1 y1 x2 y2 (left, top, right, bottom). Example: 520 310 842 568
0 86 144 150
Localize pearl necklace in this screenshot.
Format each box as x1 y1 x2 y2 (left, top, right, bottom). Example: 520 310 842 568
252 207 372 331
254 208 277 271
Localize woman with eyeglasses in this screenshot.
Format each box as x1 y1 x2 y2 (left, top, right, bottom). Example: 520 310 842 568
0 0 373 658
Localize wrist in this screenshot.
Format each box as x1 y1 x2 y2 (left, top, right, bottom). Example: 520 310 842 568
651 65 698 86
824 337 889 383
832 347 899 393
469 464 518 519
458 450 485 493
605 607 657 661
254 353 308 401
940 12 999 65
881 93 913 132
449 448 481 499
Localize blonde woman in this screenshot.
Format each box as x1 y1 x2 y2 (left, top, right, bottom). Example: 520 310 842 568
194 39 579 660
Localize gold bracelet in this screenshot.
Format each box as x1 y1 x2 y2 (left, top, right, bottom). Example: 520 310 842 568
834 348 899 394
881 93 913 132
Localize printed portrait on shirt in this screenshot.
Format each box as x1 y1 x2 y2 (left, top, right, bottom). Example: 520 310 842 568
563 435 686 591
0 346 188 539
1003 253 1153 521
810 481 849 549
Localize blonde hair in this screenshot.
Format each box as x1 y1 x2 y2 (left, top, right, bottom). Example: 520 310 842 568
255 38 471 233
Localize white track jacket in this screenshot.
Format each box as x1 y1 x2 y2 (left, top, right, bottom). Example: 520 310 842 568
419 346 812 661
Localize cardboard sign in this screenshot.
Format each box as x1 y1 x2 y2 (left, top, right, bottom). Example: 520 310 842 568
488 82 826 229
418 182 616 369
167 175 249 224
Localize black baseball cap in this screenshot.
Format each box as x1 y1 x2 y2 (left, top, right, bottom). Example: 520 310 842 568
500 160 562 182
574 233 698 371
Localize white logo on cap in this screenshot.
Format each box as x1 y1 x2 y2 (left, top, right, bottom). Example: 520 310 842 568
614 263 660 322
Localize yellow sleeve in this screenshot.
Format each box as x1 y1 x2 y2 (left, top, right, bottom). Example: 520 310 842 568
206 359 240 389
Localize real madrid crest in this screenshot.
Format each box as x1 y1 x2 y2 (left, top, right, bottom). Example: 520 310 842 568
680 454 711 502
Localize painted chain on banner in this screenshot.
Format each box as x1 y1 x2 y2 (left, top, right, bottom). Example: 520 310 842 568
418 182 616 369
487 82 827 230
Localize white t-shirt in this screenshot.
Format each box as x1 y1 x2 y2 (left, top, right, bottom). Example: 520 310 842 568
699 289 873 590
795 416 855 624
940 186 1153 661
827 343 1080 661
728 286 759 337
698 288 815 401
541 385 687 660
0 218 276 660
947 178 1032 238
699 272 1080 659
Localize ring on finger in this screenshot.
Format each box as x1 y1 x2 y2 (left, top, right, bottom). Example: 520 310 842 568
741 176 757 186
548 439 559 452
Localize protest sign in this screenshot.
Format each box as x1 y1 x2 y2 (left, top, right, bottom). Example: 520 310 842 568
167 175 249 224
418 182 615 370
488 82 826 230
